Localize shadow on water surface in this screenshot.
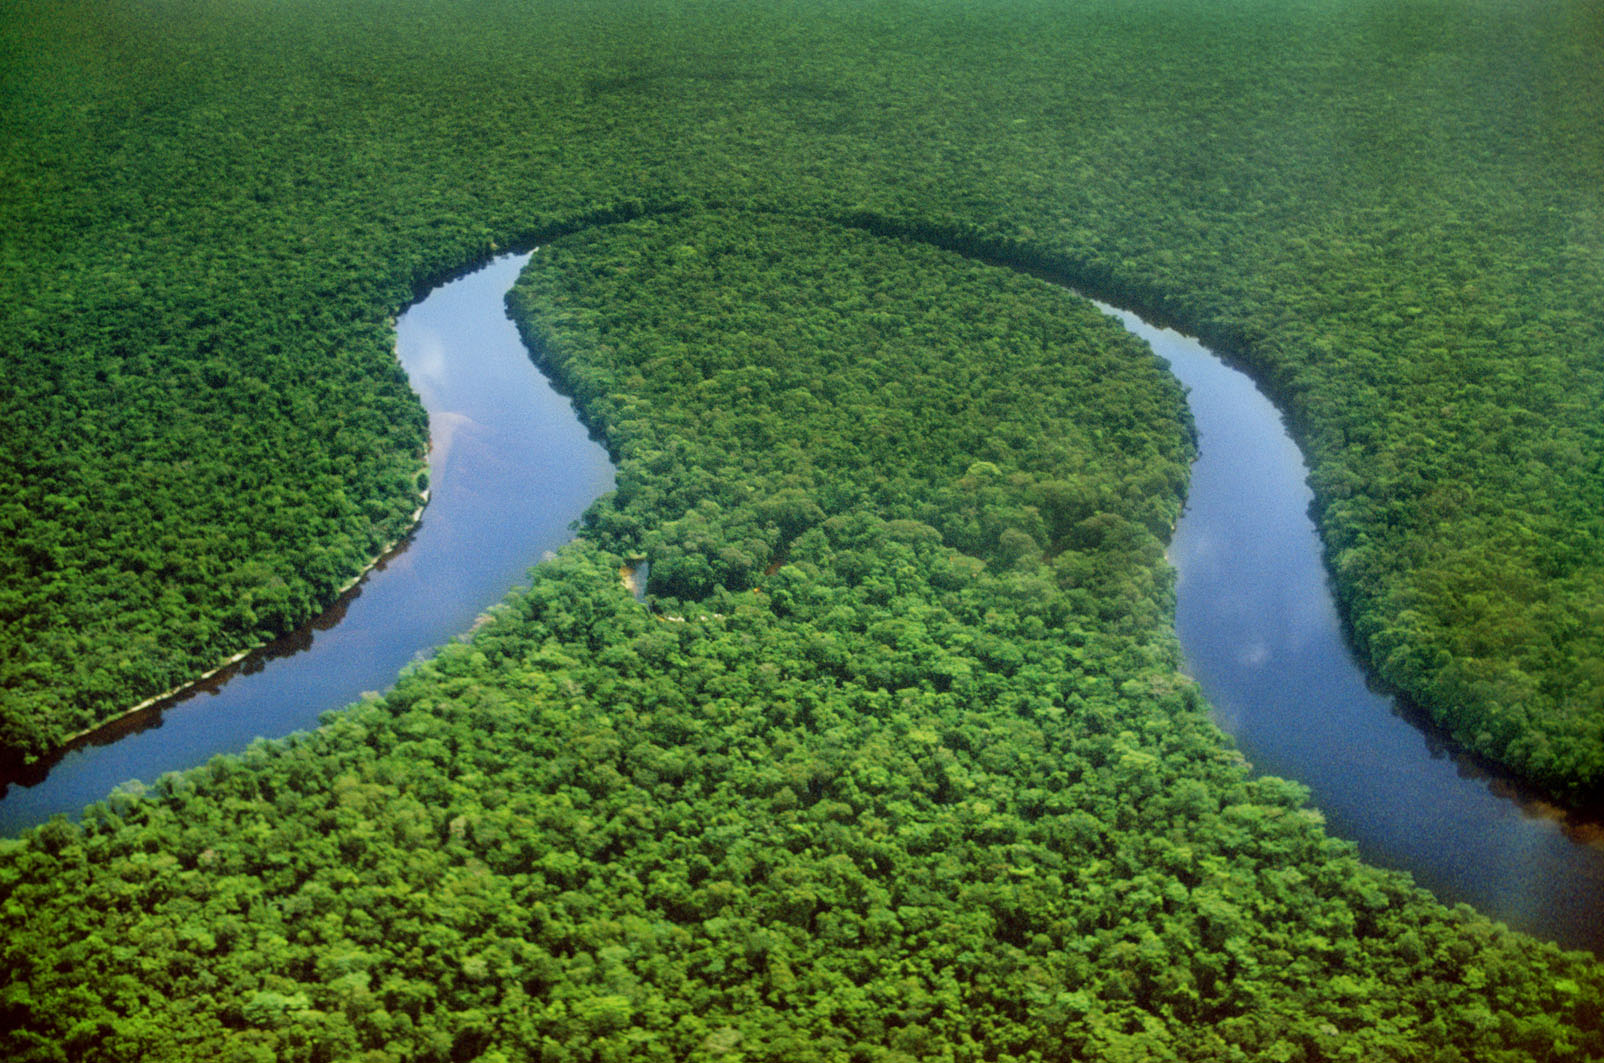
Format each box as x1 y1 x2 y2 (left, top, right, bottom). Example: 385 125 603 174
1098 297 1604 954
1 229 1598 956
0 251 615 835
0 531 418 797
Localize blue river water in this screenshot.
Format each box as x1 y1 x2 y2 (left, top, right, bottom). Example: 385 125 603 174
0 255 1595 956
0 253 614 833
1094 302 1603 956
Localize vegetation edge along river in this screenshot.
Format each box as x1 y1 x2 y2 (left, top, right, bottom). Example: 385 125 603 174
2 0 1598 810
817 203 1604 815
3 1 1602 1057
1089 296 1604 955
5 204 1600 1062
6 205 1598 952
46 491 428 756
0 251 614 833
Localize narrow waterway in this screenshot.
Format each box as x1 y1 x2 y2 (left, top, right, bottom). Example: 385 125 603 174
1 253 1596 956
1094 302 1604 956
0 252 614 834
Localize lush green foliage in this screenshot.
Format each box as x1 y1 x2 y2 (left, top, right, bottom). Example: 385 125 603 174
5 212 1600 1061
3 0 1604 1057
2 0 1599 799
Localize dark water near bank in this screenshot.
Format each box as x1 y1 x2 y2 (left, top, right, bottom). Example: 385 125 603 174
1 256 1596 958
0 253 614 833
1094 303 1604 956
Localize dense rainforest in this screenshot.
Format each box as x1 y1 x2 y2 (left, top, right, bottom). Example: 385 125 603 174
2 0 1602 1058
2 0 1600 803
6 208 1602 1062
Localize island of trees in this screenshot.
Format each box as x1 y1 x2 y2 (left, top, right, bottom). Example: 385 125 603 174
1 0 1601 1059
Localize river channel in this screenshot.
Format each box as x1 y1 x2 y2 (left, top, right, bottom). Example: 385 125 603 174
0 252 614 834
0 255 1596 955
1093 302 1603 956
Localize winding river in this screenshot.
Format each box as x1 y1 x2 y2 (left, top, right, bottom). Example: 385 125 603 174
1095 303 1603 956
0 253 614 834
0 254 1597 955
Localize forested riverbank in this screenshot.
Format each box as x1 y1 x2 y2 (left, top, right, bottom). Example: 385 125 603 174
3 0 1598 805
3 0 1602 1057
7 210 1601 1061
0 253 614 832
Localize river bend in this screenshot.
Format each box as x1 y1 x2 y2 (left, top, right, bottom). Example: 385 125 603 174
0 255 1596 955
0 253 614 833
1095 302 1603 955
